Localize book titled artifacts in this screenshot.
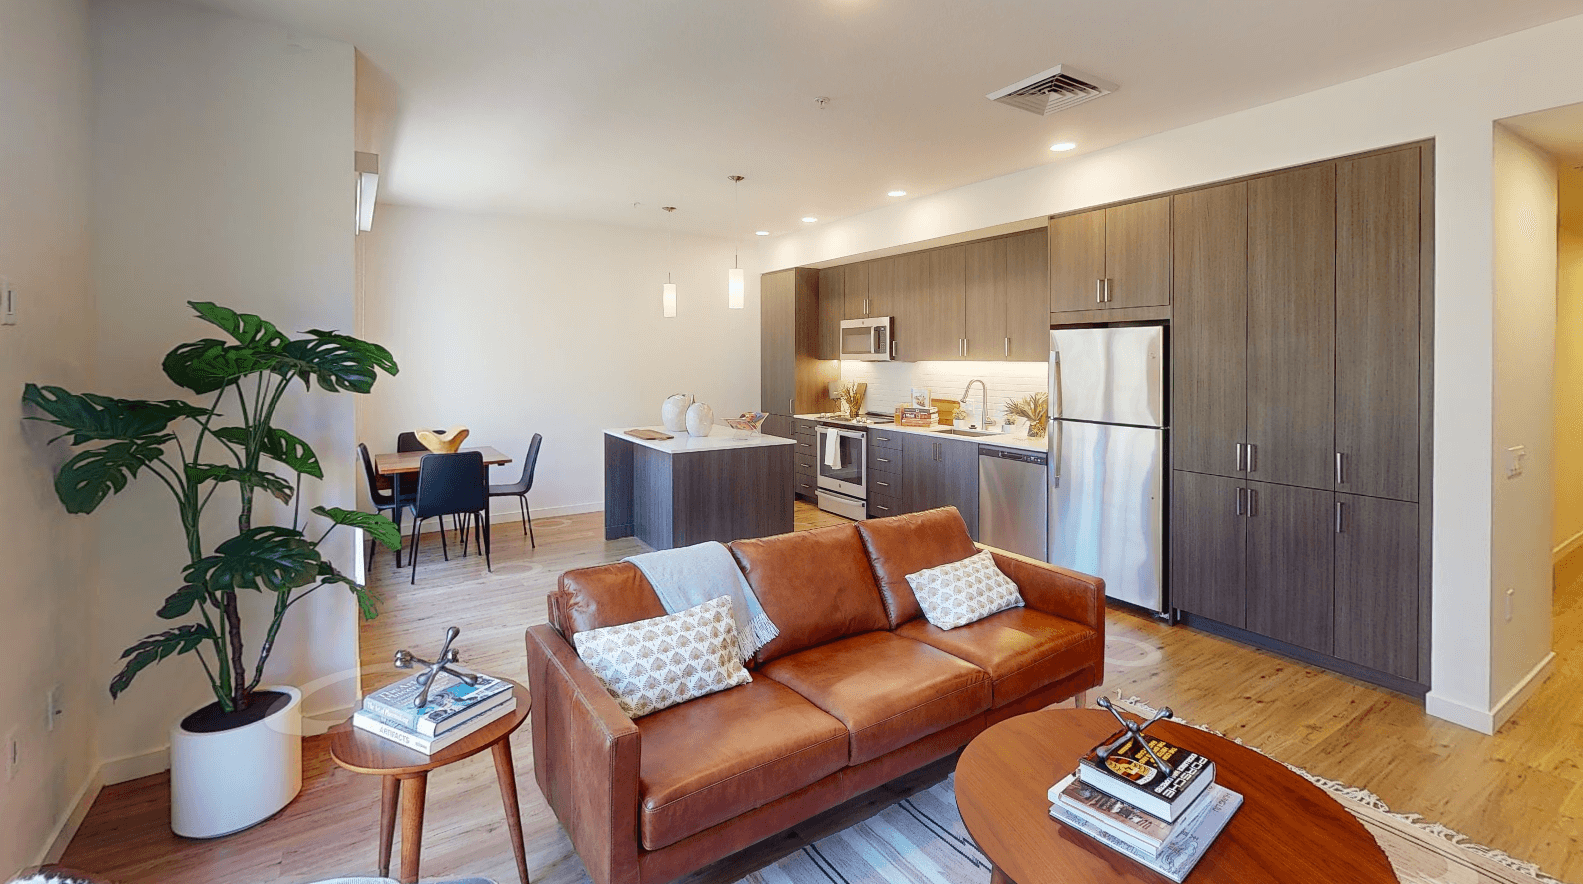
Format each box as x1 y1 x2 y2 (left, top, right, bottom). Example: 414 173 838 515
1078 730 1215 821
1049 773 1209 856
1049 782 1244 882
362 671 512 736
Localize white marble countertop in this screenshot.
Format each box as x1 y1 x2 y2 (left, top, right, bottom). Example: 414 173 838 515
795 414 1048 453
606 425 796 454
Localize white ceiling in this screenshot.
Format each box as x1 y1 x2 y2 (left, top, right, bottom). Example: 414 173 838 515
186 0 1583 238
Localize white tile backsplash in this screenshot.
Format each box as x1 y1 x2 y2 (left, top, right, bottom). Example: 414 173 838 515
840 360 1047 427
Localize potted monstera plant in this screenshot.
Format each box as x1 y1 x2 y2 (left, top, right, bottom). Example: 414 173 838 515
22 302 400 838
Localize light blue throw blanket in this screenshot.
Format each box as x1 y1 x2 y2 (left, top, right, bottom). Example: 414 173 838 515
623 541 779 662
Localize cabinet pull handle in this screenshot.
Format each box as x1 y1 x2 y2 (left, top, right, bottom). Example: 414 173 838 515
1246 443 1257 473
875 481 890 488
876 504 890 512
1235 487 1244 516
1104 279 1112 303
1247 487 1256 518
1335 452 1345 485
1005 337 1010 358
876 457 890 464
1096 279 1105 304
1236 442 1245 472
1336 500 1345 534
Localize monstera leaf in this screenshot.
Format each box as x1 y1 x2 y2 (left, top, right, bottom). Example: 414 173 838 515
110 623 214 699
312 505 402 551
188 302 288 351
276 331 398 393
54 437 174 514
213 426 323 479
185 463 294 504
184 525 321 594
162 338 271 394
22 384 205 445
316 560 380 620
157 583 210 620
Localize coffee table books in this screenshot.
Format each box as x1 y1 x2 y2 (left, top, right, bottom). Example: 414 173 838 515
1049 774 1244 882
354 671 516 753
1078 728 1215 820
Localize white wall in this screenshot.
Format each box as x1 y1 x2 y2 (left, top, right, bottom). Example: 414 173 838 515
1490 125 1558 707
764 13 1583 732
358 204 763 519
0 0 99 872
89 0 360 776
1554 199 1583 557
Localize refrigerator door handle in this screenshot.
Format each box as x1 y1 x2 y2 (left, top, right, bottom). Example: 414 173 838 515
1049 420 1063 487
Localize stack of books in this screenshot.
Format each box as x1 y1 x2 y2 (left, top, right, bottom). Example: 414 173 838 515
1048 730 1242 882
352 671 515 754
897 406 939 427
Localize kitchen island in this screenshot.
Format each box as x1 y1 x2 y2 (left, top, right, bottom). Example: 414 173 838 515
604 426 795 550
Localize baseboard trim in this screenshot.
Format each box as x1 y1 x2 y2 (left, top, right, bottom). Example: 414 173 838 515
402 501 603 537
1424 692 1497 734
100 747 169 786
301 702 355 737
1491 651 1556 733
1424 652 1555 735
37 767 104 865
1553 528 1583 562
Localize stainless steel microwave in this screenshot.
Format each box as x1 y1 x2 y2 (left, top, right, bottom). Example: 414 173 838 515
839 316 893 361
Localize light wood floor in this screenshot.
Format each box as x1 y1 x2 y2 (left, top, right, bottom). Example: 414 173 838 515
60 504 1583 883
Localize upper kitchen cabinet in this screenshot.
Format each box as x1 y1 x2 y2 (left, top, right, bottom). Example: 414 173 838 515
760 268 838 426
847 255 898 319
1049 196 1171 314
965 229 1050 362
818 265 843 360
899 245 966 362
1172 181 1248 478
1335 146 1422 502
843 261 871 319
1246 163 1336 491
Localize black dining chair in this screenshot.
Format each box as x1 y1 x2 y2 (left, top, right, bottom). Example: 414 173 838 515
408 451 491 583
398 430 463 538
488 434 542 548
358 443 415 567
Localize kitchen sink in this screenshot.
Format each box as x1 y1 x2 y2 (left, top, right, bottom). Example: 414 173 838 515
938 427 1001 437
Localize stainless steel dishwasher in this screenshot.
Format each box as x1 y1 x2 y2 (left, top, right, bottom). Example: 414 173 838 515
978 446 1048 561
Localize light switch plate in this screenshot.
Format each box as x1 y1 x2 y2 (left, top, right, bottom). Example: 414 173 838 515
1 278 15 326
1507 445 1526 479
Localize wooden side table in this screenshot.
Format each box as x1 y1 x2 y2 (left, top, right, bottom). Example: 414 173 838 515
330 680 532 884
955 708 1397 884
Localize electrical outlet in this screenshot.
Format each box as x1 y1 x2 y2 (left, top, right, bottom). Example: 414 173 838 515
1505 588 1515 622
46 684 63 732
0 278 15 326
4 728 17 782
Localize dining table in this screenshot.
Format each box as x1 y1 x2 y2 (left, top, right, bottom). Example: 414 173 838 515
371 446 513 566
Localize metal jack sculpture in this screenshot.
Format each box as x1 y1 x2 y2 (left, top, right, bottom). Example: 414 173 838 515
1093 696 1176 776
393 626 480 708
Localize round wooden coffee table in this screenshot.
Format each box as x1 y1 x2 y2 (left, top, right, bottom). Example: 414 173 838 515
955 709 1396 883
329 680 532 884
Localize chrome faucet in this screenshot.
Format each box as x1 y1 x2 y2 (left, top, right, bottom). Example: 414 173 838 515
959 379 993 430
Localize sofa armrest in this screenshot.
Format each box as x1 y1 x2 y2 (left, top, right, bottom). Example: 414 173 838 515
979 544 1106 635
525 624 641 884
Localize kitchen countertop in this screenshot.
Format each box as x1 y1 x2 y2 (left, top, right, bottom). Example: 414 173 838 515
795 414 1048 453
605 425 796 454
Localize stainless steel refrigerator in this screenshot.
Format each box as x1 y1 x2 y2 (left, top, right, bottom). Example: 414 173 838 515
1048 326 1166 612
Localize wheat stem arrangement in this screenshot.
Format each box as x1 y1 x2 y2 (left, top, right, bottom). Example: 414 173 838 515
1003 391 1049 438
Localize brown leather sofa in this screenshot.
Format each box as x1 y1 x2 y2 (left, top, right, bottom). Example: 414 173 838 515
524 507 1105 884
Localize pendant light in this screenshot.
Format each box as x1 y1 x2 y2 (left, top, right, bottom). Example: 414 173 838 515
661 206 677 318
727 175 745 309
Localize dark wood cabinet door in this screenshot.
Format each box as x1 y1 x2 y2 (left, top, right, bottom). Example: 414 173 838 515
1172 182 1248 478
1169 470 1246 627
867 255 896 319
902 434 940 513
965 237 1008 361
941 436 980 540
1104 196 1171 309
818 266 844 361
844 260 871 319
1005 229 1051 362
760 270 795 415
1245 481 1334 655
1247 163 1336 491
1334 494 1419 681
1048 210 1106 313
1336 147 1420 502
761 413 794 440
902 246 966 362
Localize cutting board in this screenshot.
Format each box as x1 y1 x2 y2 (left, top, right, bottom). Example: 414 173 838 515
625 429 673 441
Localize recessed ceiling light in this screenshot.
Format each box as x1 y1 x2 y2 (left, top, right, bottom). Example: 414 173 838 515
802 216 818 223
755 230 770 236
888 190 907 197
1050 142 1077 152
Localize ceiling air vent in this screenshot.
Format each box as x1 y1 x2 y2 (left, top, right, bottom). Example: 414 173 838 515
987 65 1117 116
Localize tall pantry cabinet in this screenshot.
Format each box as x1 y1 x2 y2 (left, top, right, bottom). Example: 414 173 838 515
1169 144 1429 690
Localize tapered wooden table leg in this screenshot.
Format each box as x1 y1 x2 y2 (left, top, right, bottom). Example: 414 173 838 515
492 738 530 884
399 772 428 884
379 775 398 877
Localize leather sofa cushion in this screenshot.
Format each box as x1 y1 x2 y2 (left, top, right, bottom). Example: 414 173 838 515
896 608 1099 708
637 679 849 851
856 507 980 628
729 524 890 664
761 631 991 765
552 562 666 642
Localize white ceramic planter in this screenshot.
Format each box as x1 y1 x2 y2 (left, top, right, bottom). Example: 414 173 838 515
170 684 302 838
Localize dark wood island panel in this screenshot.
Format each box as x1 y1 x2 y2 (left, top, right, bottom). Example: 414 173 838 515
605 429 795 550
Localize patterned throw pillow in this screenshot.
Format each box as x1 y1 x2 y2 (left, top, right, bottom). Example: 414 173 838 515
572 595 751 718
904 550 1024 630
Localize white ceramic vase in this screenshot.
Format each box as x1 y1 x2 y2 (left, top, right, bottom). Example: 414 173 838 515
662 393 692 433
685 402 715 437
169 684 302 838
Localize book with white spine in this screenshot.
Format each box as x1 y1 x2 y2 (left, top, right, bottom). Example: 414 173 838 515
1048 782 1243 882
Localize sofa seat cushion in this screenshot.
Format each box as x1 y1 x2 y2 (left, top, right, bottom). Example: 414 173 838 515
895 607 1098 708
637 678 849 851
760 631 991 765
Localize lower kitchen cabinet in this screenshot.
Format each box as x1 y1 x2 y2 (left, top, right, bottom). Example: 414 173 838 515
1334 493 1419 681
1244 481 1334 656
1170 471 1246 628
902 433 979 540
